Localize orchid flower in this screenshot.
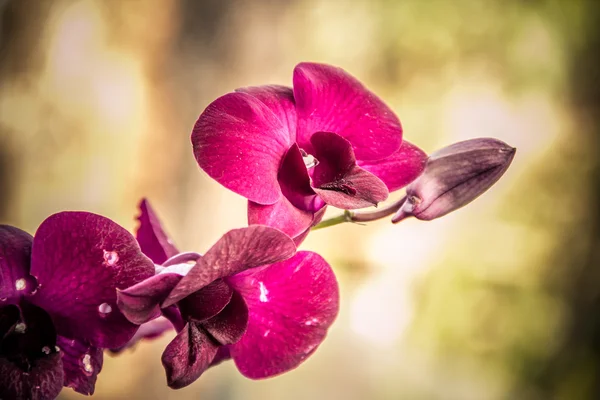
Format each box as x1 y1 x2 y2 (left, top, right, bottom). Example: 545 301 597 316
0 213 155 399
191 62 427 240
117 200 339 388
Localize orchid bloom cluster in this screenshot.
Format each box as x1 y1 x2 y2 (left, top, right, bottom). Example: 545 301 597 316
0 62 514 399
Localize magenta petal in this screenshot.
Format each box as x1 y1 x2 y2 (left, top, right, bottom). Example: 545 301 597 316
0 225 37 304
311 132 388 209
248 199 314 239
358 140 427 192
178 279 233 322
292 207 327 246
236 85 297 136
293 62 402 161
192 91 295 205
57 336 103 395
278 144 319 211
164 226 296 306
0 352 63 400
228 251 339 379
161 322 219 389
117 273 182 325
136 199 179 264
203 290 248 345
29 212 155 349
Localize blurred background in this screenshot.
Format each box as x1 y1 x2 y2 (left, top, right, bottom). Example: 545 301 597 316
1 0 598 398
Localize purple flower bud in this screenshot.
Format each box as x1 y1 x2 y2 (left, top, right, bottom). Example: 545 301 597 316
392 138 516 222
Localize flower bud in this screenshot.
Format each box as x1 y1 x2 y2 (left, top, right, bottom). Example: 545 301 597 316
392 138 515 222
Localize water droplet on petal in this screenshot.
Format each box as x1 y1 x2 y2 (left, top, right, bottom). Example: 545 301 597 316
98 303 112 316
55 346 61 352
0 297 7 302
263 329 270 337
14 322 26 333
258 281 269 303
41 346 51 355
15 278 26 291
305 317 319 326
81 354 93 375
103 250 119 266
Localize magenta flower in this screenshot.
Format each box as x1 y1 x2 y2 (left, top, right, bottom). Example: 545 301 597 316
192 62 427 239
0 213 154 399
117 200 339 388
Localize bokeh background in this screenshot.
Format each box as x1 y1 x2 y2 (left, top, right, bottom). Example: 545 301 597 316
1 0 599 399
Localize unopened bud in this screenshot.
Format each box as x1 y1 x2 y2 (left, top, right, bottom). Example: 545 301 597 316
392 138 515 222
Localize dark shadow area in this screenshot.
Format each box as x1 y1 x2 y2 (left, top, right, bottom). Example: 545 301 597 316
531 3 600 398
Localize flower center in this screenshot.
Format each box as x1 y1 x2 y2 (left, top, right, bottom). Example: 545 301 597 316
300 148 318 170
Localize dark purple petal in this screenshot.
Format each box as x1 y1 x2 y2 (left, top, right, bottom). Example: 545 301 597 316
0 305 20 339
293 62 402 161
178 279 233 322
57 336 103 395
110 317 175 354
192 91 295 205
310 132 388 209
236 85 297 136
209 346 231 367
29 212 155 349
0 352 63 400
1 302 57 368
202 290 248 345
161 322 219 389
0 225 37 304
358 140 427 192
136 199 179 264
0 303 62 399
117 273 182 325
163 306 186 333
228 251 339 379
164 226 296 307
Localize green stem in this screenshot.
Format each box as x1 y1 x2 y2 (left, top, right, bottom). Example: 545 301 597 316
311 210 353 231
311 196 408 231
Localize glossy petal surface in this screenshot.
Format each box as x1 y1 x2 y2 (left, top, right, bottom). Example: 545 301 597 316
293 62 402 161
192 91 295 205
311 132 388 209
117 273 182 325
29 212 155 349
0 225 36 304
358 140 427 192
57 336 103 395
203 290 248 345
161 322 219 389
136 199 179 264
228 251 339 379
164 226 296 306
